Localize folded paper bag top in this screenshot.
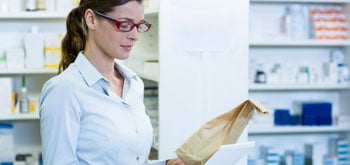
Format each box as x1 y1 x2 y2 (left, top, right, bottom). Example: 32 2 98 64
175 99 268 165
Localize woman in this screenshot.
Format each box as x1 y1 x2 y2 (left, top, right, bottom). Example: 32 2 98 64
40 0 184 164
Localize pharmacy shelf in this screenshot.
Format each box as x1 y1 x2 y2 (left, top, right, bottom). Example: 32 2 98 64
0 113 39 121
145 8 159 16
250 0 350 3
0 9 157 19
248 125 350 134
0 68 57 75
0 8 158 19
152 143 159 151
137 72 159 82
0 11 68 19
249 40 350 47
249 84 350 91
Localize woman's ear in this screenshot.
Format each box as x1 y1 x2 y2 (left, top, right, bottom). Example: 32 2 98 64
85 9 97 30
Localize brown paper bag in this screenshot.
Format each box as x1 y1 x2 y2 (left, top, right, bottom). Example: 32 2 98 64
175 99 268 165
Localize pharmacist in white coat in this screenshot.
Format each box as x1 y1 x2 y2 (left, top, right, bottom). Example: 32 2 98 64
39 0 184 164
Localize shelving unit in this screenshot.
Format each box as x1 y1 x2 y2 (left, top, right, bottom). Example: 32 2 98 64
250 0 350 3
0 7 157 19
0 113 39 121
248 125 349 134
0 5 69 163
0 12 67 19
248 0 350 163
250 40 350 47
0 73 57 159
135 71 159 82
249 83 350 91
0 68 57 75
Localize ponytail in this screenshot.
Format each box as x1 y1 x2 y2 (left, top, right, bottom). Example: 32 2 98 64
59 7 86 73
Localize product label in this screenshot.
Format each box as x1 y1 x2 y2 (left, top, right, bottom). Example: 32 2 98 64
45 47 61 68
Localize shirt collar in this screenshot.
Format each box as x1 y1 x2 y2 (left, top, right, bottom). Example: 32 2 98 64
74 52 103 87
114 60 137 80
74 52 138 87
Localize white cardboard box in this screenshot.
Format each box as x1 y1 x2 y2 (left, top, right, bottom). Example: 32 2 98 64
0 78 12 114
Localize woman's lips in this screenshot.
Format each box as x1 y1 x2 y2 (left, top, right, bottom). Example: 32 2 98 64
121 45 133 51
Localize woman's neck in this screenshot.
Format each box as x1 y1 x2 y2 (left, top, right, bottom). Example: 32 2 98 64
84 47 118 81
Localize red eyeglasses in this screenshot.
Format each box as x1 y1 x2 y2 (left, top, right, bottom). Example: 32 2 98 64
94 11 152 33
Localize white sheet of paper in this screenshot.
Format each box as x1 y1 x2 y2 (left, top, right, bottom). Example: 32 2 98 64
148 141 255 165
206 141 255 165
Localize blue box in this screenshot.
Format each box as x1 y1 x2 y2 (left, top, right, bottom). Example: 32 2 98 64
302 102 332 126
274 109 290 126
290 115 301 125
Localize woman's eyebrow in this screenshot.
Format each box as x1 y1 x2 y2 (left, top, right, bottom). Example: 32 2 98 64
118 17 145 23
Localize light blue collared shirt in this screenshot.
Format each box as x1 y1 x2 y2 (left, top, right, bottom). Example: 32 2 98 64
40 52 154 165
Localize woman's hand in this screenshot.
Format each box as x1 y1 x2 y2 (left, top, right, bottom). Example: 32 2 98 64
166 158 185 165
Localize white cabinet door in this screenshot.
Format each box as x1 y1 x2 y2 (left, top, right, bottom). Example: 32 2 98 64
158 0 249 163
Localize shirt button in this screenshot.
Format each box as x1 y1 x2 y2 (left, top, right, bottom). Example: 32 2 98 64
136 157 139 161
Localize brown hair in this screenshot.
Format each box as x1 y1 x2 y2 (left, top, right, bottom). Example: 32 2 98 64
59 0 143 73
